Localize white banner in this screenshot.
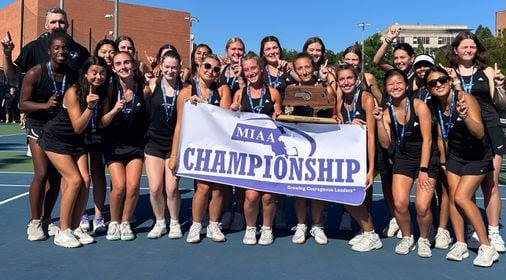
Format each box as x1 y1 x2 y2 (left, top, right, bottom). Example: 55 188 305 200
177 103 367 205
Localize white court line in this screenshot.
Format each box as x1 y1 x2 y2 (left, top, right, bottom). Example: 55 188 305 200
0 191 29 205
0 133 25 137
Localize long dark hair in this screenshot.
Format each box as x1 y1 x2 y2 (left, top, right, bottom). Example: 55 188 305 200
302 37 326 68
77 56 109 110
448 31 488 70
260 36 283 60
191 43 213 78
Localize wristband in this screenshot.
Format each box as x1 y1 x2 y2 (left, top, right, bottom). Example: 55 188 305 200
419 166 429 173
87 105 95 110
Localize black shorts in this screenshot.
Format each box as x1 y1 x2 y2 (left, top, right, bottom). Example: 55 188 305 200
485 125 505 155
375 145 393 175
446 157 493 176
144 141 172 159
392 151 439 179
103 145 144 165
26 122 44 140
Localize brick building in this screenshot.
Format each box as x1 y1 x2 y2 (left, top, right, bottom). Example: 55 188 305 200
0 0 191 69
497 10 506 37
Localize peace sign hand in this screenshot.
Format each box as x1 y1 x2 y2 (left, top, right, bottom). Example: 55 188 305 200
372 98 383 121
319 59 329 81
456 95 468 120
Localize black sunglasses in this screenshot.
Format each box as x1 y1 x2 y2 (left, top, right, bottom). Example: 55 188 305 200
203 62 221 74
427 76 450 88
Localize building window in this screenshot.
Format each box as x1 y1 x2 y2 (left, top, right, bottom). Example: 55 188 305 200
397 36 405 43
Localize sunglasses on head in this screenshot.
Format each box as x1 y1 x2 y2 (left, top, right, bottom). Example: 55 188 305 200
427 76 450 88
203 62 221 74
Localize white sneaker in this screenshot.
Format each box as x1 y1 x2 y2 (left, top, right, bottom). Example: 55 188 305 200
168 222 183 239
396 229 403 239
395 235 416 255
120 221 135 241
351 232 382 252
489 231 506 253
42 217 59 237
147 221 167 239
434 227 452 249
230 212 245 231
473 244 499 267
54 228 81 248
93 216 106 233
292 224 307 244
27 220 46 241
310 225 328 245
446 242 469 261
80 214 90 232
417 237 432 258
348 231 365 246
274 209 287 229
382 217 400 238
106 221 121 241
206 222 226 242
186 222 202 243
466 227 480 249
73 227 95 245
220 212 233 230
243 226 257 245
258 226 274 246
339 212 352 231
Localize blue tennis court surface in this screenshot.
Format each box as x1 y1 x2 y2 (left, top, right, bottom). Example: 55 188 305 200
0 135 505 279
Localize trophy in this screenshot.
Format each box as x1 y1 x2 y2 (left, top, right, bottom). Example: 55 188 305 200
278 85 337 124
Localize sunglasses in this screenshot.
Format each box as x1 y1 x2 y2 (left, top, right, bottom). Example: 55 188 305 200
427 76 450 88
203 62 221 74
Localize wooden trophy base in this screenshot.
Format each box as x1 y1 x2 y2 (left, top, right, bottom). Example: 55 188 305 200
277 114 337 124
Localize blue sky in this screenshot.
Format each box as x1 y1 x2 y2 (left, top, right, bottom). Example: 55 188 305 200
1 0 505 54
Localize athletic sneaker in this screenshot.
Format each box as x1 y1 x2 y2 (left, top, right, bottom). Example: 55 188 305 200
466 227 480 249
435 227 452 249
383 217 400 238
258 226 274 246
417 237 432 258
120 221 135 241
446 242 469 261
274 209 287 229
27 219 46 241
93 216 106 233
348 231 365 246
310 225 328 245
206 222 226 242
168 222 183 239
220 212 233 230
395 235 416 255
292 224 307 244
42 217 59 237
351 232 382 252
147 221 167 239
80 214 90 232
243 226 257 245
54 228 81 248
230 212 245 231
186 222 202 243
106 221 121 241
489 231 506 253
73 227 95 245
473 244 499 267
396 229 403 239
339 212 352 231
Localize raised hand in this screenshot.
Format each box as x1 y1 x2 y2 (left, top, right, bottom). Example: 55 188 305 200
372 98 383 121
319 59 329 81
494 63 505 87
456 94 468 120
1 32 14 55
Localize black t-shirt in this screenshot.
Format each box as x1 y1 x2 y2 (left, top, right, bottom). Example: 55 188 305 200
14 32 90 73
4 93 18 108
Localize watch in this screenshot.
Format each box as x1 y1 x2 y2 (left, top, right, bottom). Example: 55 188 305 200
419 166 429 173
